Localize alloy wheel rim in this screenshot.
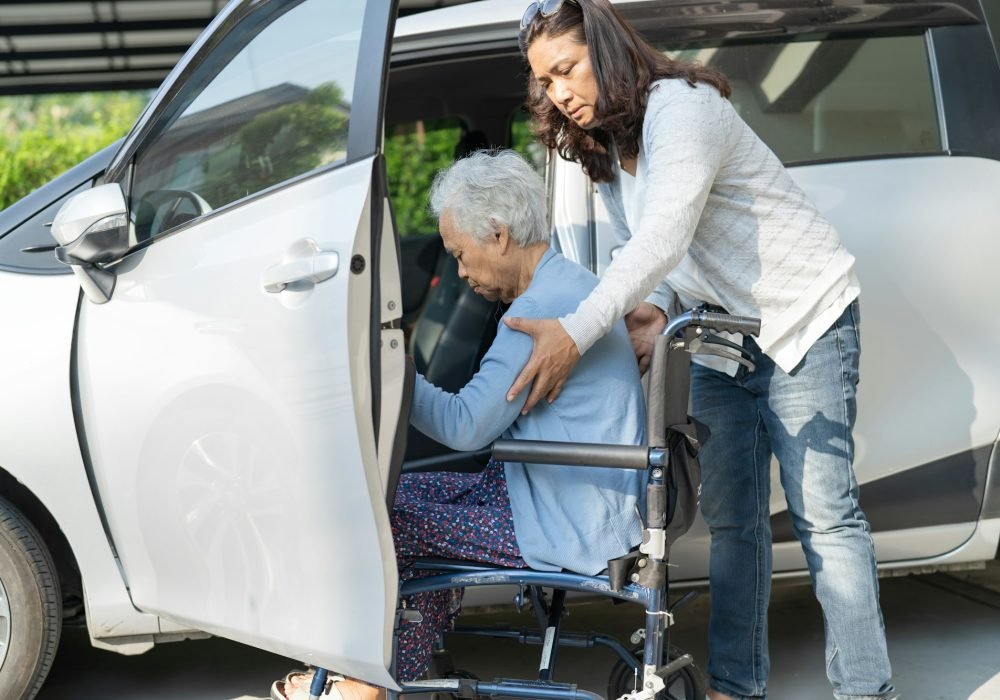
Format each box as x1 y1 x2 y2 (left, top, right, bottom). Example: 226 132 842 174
0 573 11 671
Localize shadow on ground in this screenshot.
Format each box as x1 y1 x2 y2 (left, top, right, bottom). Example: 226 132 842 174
38 564 1000 700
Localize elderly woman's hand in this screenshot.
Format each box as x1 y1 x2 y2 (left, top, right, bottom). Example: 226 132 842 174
625 302 667 374
504 317 581 414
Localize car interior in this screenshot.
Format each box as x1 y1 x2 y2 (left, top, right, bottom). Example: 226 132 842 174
385 50 537 473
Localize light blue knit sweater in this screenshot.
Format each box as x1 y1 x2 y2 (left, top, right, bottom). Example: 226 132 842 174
409 248 646 575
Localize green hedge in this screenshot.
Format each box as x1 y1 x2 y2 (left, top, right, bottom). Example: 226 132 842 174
385 115 545 237
1 93 546 235
0 92 147 210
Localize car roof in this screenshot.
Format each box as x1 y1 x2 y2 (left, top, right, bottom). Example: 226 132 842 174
392 0 984 59
395 0 523 38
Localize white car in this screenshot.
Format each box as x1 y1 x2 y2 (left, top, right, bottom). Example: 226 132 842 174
0 0 998 698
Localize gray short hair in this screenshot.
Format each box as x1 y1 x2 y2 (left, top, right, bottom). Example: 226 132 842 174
429 149 549 247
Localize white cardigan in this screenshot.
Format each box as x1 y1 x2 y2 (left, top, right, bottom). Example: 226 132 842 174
559 78 860 373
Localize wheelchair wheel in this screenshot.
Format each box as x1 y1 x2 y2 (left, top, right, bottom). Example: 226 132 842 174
607 645 707 700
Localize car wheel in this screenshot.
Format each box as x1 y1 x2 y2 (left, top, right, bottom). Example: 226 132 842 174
0 499 61 700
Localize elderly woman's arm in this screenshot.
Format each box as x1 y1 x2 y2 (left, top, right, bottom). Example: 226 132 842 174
410 307 534 452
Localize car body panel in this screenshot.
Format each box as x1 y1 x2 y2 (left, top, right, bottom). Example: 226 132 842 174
793 156 1000 478
0 271 163 638
74 159 397 684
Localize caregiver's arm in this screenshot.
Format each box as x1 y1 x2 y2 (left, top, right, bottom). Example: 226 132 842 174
411 302 535 452
507 84 732 411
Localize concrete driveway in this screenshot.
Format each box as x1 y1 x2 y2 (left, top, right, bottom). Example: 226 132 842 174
37 563 1000 700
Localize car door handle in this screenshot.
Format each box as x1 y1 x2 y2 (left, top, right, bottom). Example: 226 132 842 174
262 249 339 293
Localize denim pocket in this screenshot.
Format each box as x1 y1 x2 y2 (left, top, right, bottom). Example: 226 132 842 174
846 298 861 354
832 300 861 390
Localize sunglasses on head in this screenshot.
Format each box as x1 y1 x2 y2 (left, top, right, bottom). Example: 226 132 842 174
519 0 578 36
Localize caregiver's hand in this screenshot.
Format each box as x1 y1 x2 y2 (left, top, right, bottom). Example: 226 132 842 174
504 317 580 414
625 302 667 374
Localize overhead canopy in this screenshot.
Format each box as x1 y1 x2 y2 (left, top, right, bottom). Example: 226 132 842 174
0 0 470 96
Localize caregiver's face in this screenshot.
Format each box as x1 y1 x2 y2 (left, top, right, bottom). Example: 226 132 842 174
527 30 600 129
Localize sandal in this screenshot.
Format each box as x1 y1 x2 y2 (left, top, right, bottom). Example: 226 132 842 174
270 670 347 700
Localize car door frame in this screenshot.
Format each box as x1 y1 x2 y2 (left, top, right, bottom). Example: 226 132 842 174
64 0 403 678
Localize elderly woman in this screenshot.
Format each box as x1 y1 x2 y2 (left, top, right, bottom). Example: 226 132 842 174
272 150 646 700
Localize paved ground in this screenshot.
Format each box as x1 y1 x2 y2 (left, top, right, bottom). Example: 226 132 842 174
37 563 1000 700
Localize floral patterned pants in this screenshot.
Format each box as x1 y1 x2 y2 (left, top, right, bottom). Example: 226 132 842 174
391 459 525 681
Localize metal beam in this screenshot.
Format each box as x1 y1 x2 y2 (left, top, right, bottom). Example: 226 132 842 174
0 45 191 61
0 0 209 4
0 18 211 36
0 66 169 80
0 79 163 95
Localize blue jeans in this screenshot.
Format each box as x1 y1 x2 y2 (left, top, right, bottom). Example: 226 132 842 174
692 301 894 700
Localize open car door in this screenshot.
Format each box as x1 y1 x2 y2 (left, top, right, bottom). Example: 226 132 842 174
55 0 401 686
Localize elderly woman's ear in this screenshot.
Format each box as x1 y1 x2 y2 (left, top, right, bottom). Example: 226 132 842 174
493 224 513 253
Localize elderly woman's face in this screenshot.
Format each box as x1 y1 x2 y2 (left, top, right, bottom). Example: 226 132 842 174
439 212 517 303
527 31 600 130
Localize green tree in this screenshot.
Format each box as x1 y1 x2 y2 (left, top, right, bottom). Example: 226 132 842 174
0 92 147 210
384 114 545 237
198 82 350 207
510 113 547 173
384 119 464 236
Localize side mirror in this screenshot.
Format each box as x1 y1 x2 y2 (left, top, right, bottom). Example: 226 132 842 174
51 183 130 304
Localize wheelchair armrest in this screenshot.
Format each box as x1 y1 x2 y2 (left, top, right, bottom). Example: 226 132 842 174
492 439 650 469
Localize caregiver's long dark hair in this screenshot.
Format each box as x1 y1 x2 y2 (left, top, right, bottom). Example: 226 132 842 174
522 0 730 183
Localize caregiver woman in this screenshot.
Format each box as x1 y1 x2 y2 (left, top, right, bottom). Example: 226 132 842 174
512 1 896 699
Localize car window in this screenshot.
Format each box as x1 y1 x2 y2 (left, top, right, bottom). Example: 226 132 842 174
984 1 1000 65
663 33 942 164
129 0 366 241
385 118 465 237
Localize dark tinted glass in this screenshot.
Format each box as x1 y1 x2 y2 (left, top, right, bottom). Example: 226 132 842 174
984 0 1000 64
664 34 942 164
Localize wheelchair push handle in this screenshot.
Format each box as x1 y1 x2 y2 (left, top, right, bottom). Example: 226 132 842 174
663 309 762 338
697 311 761 336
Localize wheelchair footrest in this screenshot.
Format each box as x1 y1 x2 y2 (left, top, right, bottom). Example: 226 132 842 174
399 677 603 699
654 652 693 679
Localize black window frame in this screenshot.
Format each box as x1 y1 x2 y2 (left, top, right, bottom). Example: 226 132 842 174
929 22 1000 162
981 0 1000 66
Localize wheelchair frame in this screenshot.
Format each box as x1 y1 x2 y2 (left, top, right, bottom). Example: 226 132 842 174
309 309 761 700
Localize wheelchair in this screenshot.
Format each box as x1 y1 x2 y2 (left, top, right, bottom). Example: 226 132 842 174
311 308 761 700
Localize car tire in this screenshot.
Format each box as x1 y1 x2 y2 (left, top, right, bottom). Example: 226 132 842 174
0 499 61 700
